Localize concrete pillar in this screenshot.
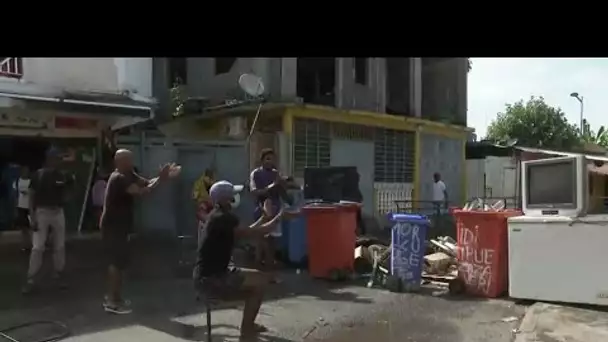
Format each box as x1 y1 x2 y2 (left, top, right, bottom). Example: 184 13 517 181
335 58 345 108
250 58 270 86
281 58 297 100
376 58 387 113
266 58 282 100
368 58 378 111
409 57 422 117
457 58 468 125
342 58 355 109
187 58 212 96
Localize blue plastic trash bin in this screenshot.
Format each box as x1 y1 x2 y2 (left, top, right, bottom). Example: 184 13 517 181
281 215 308 265
388 213 430 292
280 189 307 265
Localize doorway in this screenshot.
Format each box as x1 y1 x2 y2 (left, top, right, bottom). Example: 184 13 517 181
0 136 51 231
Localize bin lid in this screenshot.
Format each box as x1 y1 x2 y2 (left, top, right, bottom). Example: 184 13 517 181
452 209 522 218
388 213 429 225
302 201 362 212
301 203 340 212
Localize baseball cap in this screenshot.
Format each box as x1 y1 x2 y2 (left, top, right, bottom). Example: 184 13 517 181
209 180 244 204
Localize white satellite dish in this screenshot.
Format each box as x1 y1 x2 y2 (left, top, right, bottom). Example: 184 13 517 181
238 73 265 98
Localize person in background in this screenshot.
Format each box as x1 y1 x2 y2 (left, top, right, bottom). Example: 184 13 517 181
22 148 75 295
249 149 283 281
432 172 448 215
100 149 179 314
193 168 216 238
15 165 31 252
194 180 284 340
91 171 108 230
353 172 366 236
192 168 216 204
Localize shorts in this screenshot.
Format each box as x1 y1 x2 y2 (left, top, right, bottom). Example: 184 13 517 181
254 202 282 237
15 208 30 228
195 267 246 300
102 229 131 270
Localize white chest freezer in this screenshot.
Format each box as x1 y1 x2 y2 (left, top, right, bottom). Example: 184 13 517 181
508 215 608 306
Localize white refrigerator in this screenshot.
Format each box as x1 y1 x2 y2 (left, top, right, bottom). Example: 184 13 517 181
508 215 608 306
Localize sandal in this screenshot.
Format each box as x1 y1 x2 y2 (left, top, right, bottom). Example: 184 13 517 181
253 323 268 333
239 324 268 341
240 323 269 336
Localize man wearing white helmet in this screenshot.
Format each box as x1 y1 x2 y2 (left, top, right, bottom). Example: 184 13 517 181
194 180 284 340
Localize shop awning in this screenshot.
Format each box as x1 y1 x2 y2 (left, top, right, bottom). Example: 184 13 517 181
0 90 156 118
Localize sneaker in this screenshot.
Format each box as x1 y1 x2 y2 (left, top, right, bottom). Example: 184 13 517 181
21 281 36 295
104 302 133 315
104 296 131 307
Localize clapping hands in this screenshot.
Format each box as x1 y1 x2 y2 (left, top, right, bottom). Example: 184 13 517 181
158 163 171 180
158 162 182 181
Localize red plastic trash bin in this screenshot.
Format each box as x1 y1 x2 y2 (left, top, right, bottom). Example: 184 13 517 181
302 203 358 279
452 209 522 298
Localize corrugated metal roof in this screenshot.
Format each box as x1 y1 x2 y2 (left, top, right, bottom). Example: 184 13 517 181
514 146 608 162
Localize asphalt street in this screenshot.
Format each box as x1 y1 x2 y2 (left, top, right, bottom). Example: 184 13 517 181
0 270 524 342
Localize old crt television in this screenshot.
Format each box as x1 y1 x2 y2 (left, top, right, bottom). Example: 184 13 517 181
522 155 587 217
303 166 360 203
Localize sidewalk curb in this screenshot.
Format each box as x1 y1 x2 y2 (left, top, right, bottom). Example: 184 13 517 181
514 303 544 342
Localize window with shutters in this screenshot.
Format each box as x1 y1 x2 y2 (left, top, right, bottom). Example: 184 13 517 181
374 128 415 183
293 119 331 177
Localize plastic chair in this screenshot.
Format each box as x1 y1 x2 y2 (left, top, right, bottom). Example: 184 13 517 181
195 283 215 342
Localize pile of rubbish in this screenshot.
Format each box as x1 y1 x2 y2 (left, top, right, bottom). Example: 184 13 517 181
354 235 465 294
422 236 464 294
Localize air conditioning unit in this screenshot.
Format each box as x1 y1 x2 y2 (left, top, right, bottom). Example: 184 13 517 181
223 116 247 139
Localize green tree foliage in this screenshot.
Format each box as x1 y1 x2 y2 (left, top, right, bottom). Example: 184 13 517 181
486 96 581 149
580 119 608 147
169 78 185 118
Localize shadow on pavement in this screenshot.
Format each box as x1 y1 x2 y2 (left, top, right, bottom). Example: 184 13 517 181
0 234 371 341
413 286 490 303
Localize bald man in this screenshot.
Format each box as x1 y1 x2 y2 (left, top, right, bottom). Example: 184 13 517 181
100 149 172 314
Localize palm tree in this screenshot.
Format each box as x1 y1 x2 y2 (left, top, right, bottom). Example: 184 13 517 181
580 119 608 148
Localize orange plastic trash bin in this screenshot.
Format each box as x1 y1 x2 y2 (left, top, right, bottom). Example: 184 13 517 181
452 209 522 298
303 203 358 279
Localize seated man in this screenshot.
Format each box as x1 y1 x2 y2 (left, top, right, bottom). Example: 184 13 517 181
194 180 284 340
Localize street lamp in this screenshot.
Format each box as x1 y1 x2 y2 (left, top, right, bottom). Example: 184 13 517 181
570 92 584 135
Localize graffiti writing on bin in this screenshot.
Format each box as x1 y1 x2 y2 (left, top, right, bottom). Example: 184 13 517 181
392 222 422 281
458 225 495 295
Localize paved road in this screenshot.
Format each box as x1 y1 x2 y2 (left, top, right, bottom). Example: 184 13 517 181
0 237 524 342
0 270 524 342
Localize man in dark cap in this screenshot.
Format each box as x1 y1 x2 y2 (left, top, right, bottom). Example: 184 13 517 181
22 147 75 294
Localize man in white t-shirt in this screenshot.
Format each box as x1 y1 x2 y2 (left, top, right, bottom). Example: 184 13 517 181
15 166 31 252
432 172 448 214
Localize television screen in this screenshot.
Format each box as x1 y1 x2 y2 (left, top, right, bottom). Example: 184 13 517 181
527 161 575 206
304 166 360 202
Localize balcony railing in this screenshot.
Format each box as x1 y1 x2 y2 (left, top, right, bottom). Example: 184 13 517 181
0 57 23 79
